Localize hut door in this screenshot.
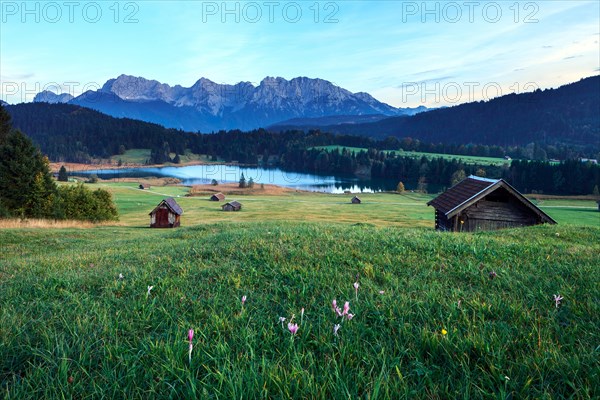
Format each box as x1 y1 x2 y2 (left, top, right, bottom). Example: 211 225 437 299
156 209 169 227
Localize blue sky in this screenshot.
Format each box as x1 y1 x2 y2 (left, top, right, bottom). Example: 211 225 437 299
1 0 598 107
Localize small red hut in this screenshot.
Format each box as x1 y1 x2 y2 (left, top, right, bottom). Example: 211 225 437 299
149 198 183 228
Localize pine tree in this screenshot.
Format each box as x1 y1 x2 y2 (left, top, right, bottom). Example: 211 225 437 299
0 130 57 217
0 104 11 144
396 181 405 193
239 173 246 188
58 165 69 182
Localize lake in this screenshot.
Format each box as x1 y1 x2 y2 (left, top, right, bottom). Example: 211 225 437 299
75 164 402 193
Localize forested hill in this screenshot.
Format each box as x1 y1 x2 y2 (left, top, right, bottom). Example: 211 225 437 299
293 76 600 149
4 102 199 162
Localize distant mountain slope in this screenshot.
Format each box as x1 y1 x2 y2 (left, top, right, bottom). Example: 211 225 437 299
304 76 599 148
33 90 74 104
4 102 194 162
32 75 424 132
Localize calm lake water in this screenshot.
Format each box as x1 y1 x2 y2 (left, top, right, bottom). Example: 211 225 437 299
76 164 401 193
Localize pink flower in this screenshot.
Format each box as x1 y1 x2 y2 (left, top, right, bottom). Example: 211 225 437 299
287 322 299 335
332 299 342 316
553 294 563 308
346 313 354 320
188 329 194 364
354 281 359 300
379 290 385 295
342 301 350 316
242 295 247 305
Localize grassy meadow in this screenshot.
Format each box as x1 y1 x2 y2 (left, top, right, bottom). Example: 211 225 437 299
1 182 599 398
311 146 510 166
109 149 218 165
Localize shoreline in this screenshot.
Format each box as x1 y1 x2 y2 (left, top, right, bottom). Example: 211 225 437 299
50 160 259 173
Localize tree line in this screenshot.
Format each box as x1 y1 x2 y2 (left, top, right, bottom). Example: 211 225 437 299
5 103 599 195
0 106 118 221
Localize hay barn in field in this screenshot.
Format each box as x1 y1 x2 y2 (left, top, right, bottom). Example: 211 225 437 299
139 184 151 190
351 196 361 204
222 201 242 212
210 193 225 201
427 176 556 232
149 198 183 228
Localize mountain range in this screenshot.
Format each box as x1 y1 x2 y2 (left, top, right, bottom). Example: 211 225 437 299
33 75 424 131
271 76 600 148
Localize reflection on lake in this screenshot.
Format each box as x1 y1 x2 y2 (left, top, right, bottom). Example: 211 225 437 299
75 164 401 193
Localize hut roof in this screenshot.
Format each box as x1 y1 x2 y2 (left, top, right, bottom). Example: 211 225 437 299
225 201 242 208
149 197 184 216
351 196 361 202
427 176 556 223
211 193 225 200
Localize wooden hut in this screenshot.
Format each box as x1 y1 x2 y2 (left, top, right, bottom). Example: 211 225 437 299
222 201 242 212
139 184 151 190
149 198 183 228
351 196 361 204
427 175 556 232
210 193 225 201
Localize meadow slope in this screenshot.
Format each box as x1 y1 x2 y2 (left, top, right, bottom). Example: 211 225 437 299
1 219 599 398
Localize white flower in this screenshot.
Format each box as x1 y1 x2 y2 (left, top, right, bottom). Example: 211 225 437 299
147 285 154 296
118 273 124 280
333 324 341 337
553 294 563 308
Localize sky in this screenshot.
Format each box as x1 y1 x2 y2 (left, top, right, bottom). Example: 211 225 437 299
1 0 599 107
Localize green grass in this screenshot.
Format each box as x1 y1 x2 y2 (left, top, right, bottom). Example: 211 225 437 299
1 184 599 398
312 146 510 166
110 149 219 165
110 149 151 164
94 182 599 228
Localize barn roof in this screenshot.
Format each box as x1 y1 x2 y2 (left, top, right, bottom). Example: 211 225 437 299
225 201 242 208
211 193 225 200
427 176 556 223
149 197 184 216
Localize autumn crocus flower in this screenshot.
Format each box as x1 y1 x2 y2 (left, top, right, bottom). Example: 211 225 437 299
342 302 350 316
279 316 286 328
553 294 563 308
118 273 124 280
241 295 247 312
353 281 359 300
332 299 342 317
188 329 194 364
147 286 154 297
489 271 497 280
287 322 299 336
333 324 341 337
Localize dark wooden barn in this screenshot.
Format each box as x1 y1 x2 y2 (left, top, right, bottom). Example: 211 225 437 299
222 201 242 212
139 184 151 190
210 193 225 201
351 196 361 204
149 198 183 228
427 176 556 232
